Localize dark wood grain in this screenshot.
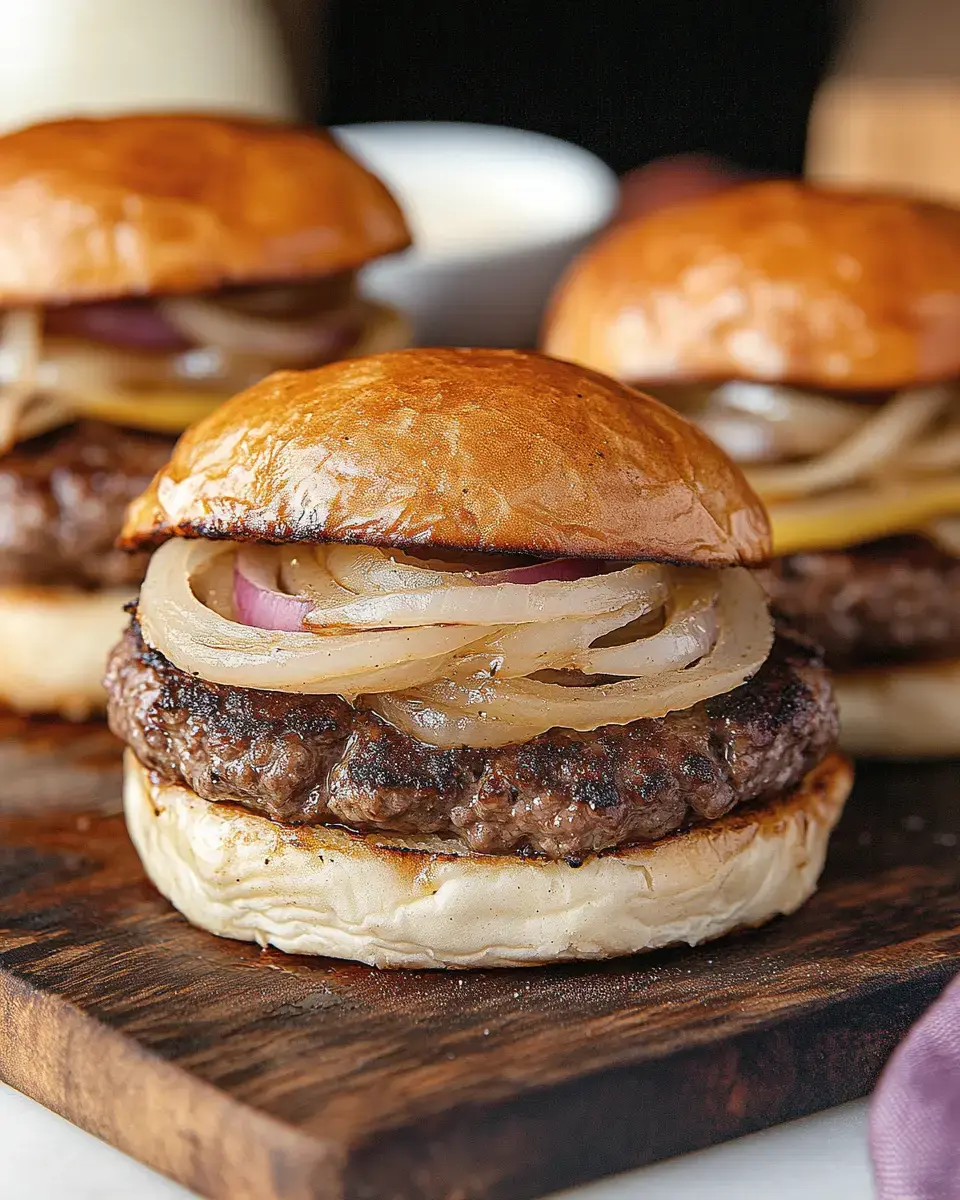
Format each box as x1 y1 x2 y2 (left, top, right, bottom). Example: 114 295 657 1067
0 723 957 1200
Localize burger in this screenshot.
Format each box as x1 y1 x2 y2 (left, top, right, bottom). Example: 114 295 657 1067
105 348 851 968
0 112 410 718
543 181 960 757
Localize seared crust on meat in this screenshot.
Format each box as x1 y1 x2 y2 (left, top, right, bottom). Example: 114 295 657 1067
106 622 838 860
0 421 173 589
766 536 960 669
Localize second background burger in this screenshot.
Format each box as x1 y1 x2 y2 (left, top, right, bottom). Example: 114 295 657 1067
544 180 960 757
0 112 410 718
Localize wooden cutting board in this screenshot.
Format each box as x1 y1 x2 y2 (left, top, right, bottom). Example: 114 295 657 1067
0 714 957 1200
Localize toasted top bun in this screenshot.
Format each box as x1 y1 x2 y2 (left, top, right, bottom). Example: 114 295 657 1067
0 114 411 306
543 181 960 391
121 348 771 565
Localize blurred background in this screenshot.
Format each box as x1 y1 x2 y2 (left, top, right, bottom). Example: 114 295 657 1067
1 0 954 344
319 1 838 177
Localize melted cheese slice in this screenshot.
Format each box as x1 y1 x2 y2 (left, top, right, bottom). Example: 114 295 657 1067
69 390 232 433
770 478 960 555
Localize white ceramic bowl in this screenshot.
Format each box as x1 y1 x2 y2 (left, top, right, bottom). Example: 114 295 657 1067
333 122 618 348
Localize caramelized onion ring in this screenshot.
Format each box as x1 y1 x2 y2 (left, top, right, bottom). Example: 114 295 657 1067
161 296 358 364
574 572 719 676
748 386 950 501
138 539 493 697
305 546 664 630
371 569 772 747
139 539 773 745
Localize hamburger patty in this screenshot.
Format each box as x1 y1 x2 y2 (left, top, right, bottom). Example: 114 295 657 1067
106 622 838 860
0 421 173 589
766 536 960 669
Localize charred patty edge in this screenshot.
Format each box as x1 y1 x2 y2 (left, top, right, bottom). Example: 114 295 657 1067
106 620 839 860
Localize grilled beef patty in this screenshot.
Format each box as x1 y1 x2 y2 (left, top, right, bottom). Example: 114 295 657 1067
0 421 174 589
766 537 960 670
106 622 838 860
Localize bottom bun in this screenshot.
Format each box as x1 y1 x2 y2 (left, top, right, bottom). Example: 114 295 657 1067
0 586 131 719
124 751 852 970
836 658 960 758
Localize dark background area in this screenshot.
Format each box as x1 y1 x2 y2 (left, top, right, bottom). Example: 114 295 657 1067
322 2 840 175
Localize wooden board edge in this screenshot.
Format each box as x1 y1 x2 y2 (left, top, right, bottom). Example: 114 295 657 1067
344 967 954 1200
0 971 344 1200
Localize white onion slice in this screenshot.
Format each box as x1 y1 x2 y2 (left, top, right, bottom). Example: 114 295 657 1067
371 569 772 747
323 544 459 594
305 546 666 630
0 308 58 451
322 544 607 595
278 548 356 604
160 296 358 364
574 572 719 676
138 539 495 696
747 386 951 500
663 380 871 464
448 596 664 682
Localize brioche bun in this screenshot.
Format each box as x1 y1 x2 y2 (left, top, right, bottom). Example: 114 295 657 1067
543 181 960 390
0 586 130 719
836 658 960 758
121 348 770 566
123 751 852 969
0 114 411 305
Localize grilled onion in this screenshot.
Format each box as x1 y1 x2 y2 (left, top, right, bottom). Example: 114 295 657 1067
371 569 771 747
137 535 772 746
303 546 666 630
139 539 493 697
663 380 870 464
160 295 359 364
0 283 367 447
574 571 719 676
747 386 951 501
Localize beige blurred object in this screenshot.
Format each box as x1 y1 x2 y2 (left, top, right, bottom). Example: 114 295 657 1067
0 0 299 133
807 0 960 203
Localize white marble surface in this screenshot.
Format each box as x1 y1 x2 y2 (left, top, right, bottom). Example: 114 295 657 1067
0 1082 874 1199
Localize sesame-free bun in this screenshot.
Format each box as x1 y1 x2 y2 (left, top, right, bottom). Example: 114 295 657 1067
543 181 960 391
0 586 130 719
836 658 960 758
123 750 852 969
0 114 410 305
121 348 771 565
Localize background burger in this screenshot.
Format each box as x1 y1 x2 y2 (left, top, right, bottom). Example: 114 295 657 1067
106 348 850 969
543 181 960 757
0 112 410 718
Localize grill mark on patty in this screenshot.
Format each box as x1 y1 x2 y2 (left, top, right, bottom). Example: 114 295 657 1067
106 620 838 859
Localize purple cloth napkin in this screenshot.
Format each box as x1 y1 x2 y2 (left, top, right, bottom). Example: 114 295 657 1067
870 972 960 1199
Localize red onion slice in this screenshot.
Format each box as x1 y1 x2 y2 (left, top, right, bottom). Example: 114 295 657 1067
43 301 193 352
472 558 608 586
234 549 311 632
